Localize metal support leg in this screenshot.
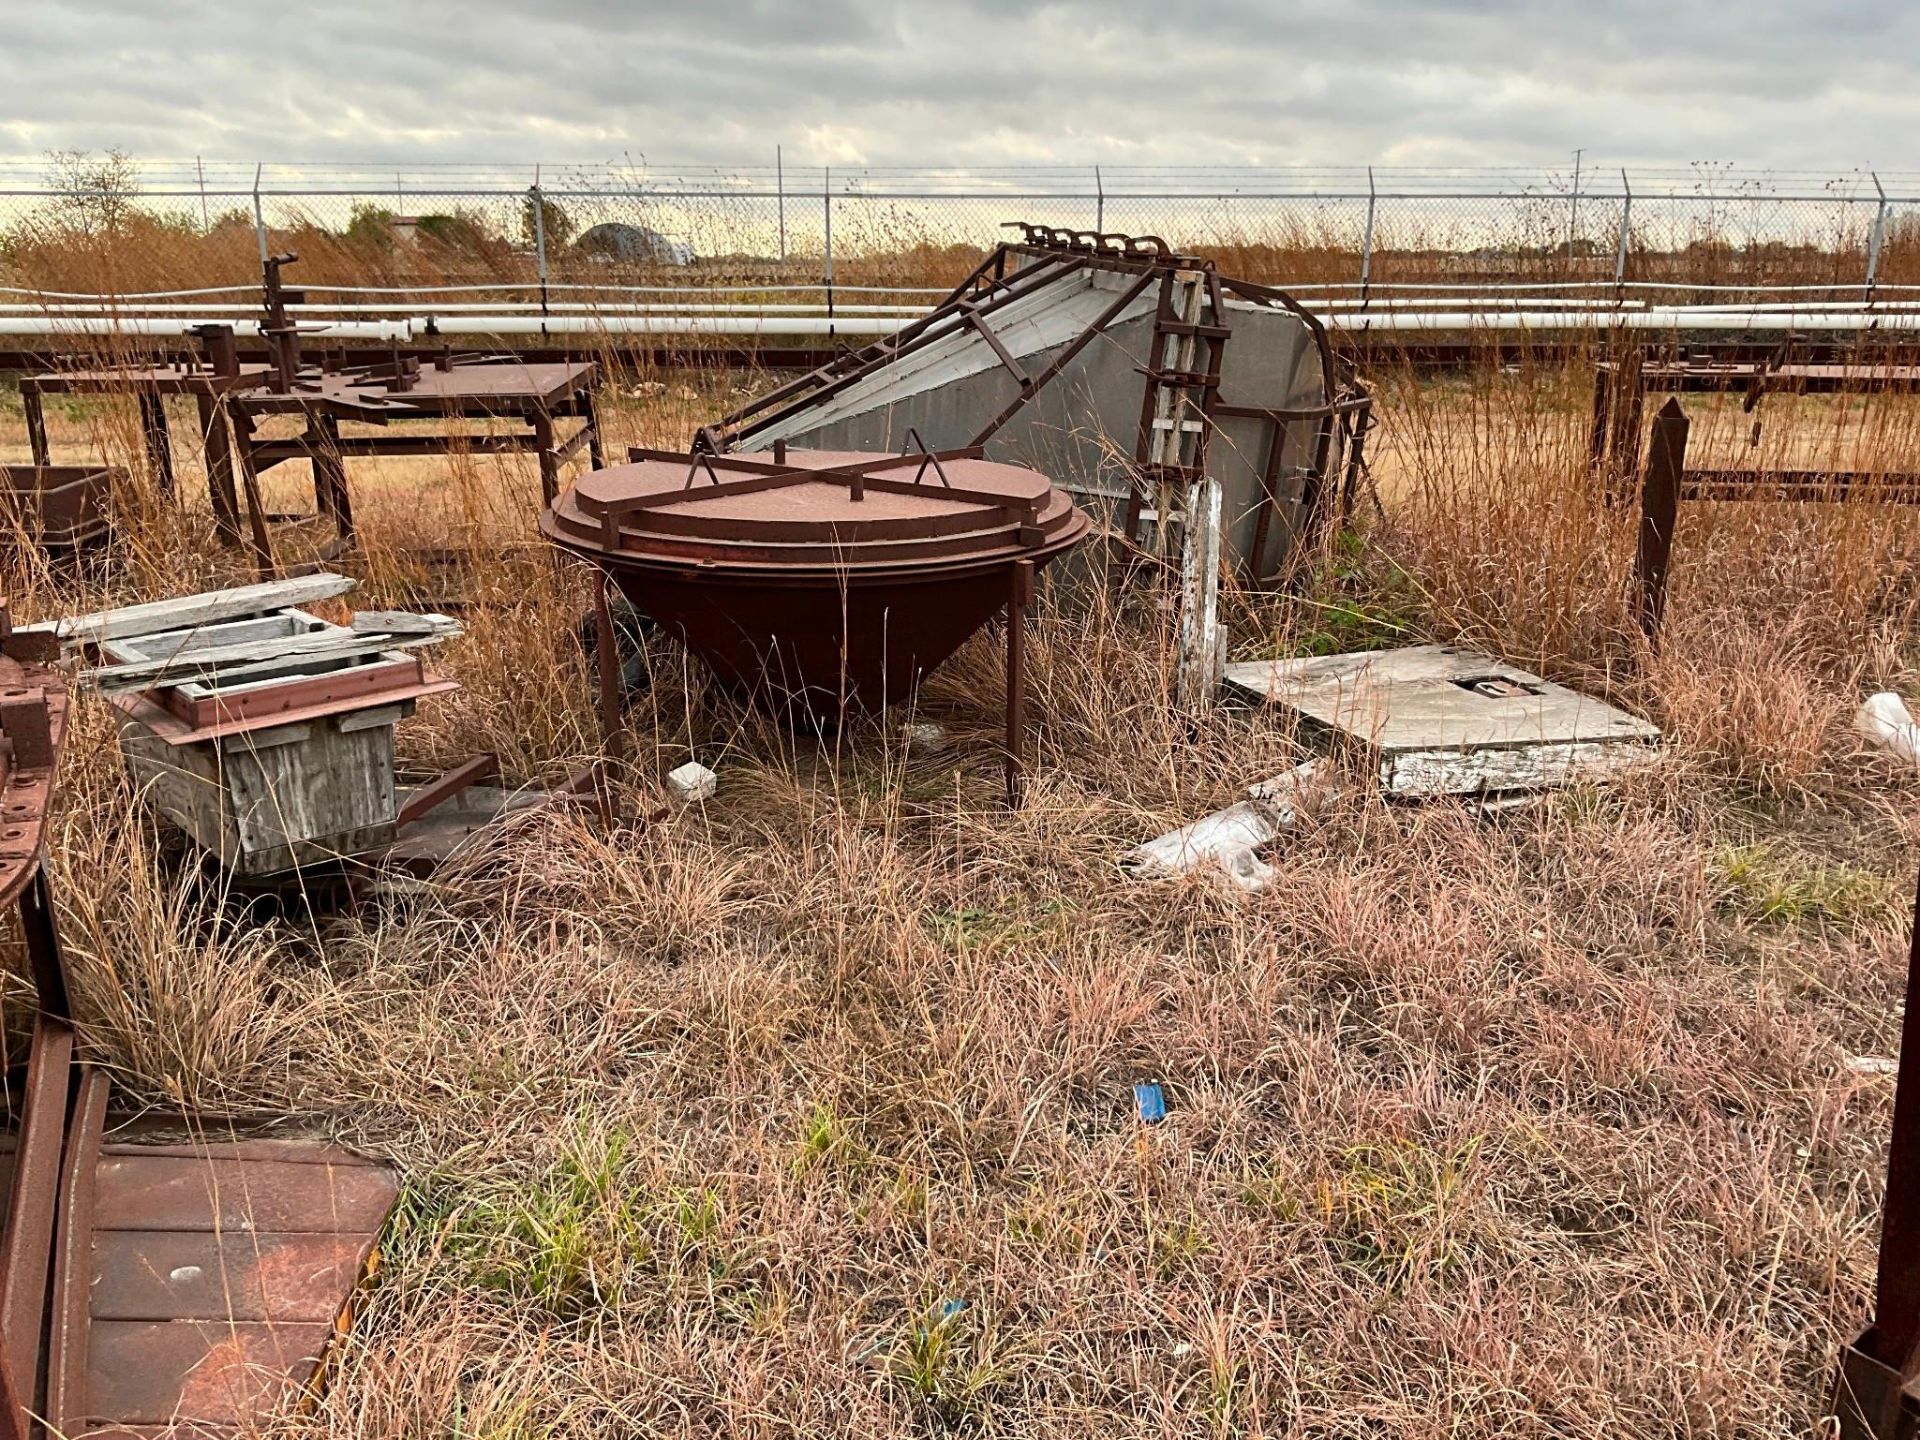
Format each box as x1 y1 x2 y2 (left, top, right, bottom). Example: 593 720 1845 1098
229 409 277 580
1005 559 1034 808
20 864 69 1022
534 410 559 506
1338 404 1372 532
592 570 625 764
22 386 50 468
1244 419 1289 588
584 387 605 470
315 413 353 541
1836 870 1920 1439
1589 365 1614 489
136 392 175 497
194 390 240 543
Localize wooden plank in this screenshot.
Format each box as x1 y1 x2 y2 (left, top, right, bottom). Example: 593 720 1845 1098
85 1319 336 1425
23 576 356 646
349 610 454 637
92 1155 398 1234
84 622 459 695
88 1231 377 1323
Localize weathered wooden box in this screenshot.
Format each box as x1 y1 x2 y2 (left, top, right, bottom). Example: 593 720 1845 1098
104 608 454 876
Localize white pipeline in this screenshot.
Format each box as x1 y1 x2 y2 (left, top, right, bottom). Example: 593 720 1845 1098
0 316 415 339
5 307 1919 341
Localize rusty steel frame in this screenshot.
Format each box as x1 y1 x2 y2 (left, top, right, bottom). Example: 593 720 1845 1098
1629 395 1920 647
1591 353 1920 499
21 329 268 548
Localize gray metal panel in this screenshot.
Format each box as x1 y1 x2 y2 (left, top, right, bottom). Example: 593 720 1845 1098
754 282 1329 570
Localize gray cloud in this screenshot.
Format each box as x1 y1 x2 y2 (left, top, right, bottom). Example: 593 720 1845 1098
0 0 1913 172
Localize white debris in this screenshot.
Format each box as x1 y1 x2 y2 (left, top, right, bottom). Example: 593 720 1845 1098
902 721 949 755
1122 761 1325 893
665 761 718 803
1856 692 1920 772
1847 1055 1898 1076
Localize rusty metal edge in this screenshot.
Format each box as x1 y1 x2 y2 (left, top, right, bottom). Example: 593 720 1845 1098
107 674 459 748
0 1016 76 1427
45 1067 107 1440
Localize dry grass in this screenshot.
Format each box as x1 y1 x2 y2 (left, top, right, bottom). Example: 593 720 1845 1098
5 350 1920 1438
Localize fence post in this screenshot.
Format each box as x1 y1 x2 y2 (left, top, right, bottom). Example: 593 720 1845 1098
195 155 209 232
1614 168 1632 297
1867 171 1888 304
823 166 834 322
776 145 787 262
1095 165 1105 233
1632 396 1688 645
251 163 267 263
1359 166 1376 302
530 169 550 323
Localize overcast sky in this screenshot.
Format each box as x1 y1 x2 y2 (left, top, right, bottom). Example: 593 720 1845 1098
1 0 1912 173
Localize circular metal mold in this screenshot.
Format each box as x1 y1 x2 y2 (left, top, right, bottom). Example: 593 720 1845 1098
542 447 1089 717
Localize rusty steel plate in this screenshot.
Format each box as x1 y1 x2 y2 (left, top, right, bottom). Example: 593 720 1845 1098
53 1134 399 1438
542 447 1088 716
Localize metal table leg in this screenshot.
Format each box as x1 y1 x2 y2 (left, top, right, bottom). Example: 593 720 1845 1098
194 391 241 544
22 385 50 468
136 391 176 496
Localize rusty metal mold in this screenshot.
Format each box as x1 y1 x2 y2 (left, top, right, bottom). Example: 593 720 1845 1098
0 466 116 555
543 444 1088 721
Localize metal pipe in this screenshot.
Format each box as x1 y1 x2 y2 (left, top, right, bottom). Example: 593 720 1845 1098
0 317 413 338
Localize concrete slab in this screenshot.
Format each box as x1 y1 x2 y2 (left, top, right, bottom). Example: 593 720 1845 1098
1222 644 1659 795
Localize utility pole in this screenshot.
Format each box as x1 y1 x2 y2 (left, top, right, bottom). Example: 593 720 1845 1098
1568 147 1585 261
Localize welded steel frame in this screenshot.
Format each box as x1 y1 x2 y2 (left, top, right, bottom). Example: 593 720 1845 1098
1629 395 1920 647
224 357 602 578
1591 352 1920 497
20 327 266 546
709 224 1373 581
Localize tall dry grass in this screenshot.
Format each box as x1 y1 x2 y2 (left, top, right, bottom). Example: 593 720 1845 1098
3 347 1920 1437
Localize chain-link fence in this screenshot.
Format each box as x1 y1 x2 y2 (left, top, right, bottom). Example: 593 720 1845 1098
0 158 1914 300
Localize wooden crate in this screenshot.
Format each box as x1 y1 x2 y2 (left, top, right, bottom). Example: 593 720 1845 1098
116 701 408 876
94 600 456 877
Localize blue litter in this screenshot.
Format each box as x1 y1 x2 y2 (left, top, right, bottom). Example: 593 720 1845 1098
1134 1082 1167 1123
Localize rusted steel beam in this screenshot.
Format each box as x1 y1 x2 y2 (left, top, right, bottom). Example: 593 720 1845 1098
395 753 500 830
1631 397 1688 644
0 1017 76 1423
1837 871 1920 1439
45 1068 107 1440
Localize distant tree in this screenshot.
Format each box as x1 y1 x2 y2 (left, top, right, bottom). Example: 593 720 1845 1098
417 210 490 252
520 192 575 251
43 148 140 235
344 202 398 250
